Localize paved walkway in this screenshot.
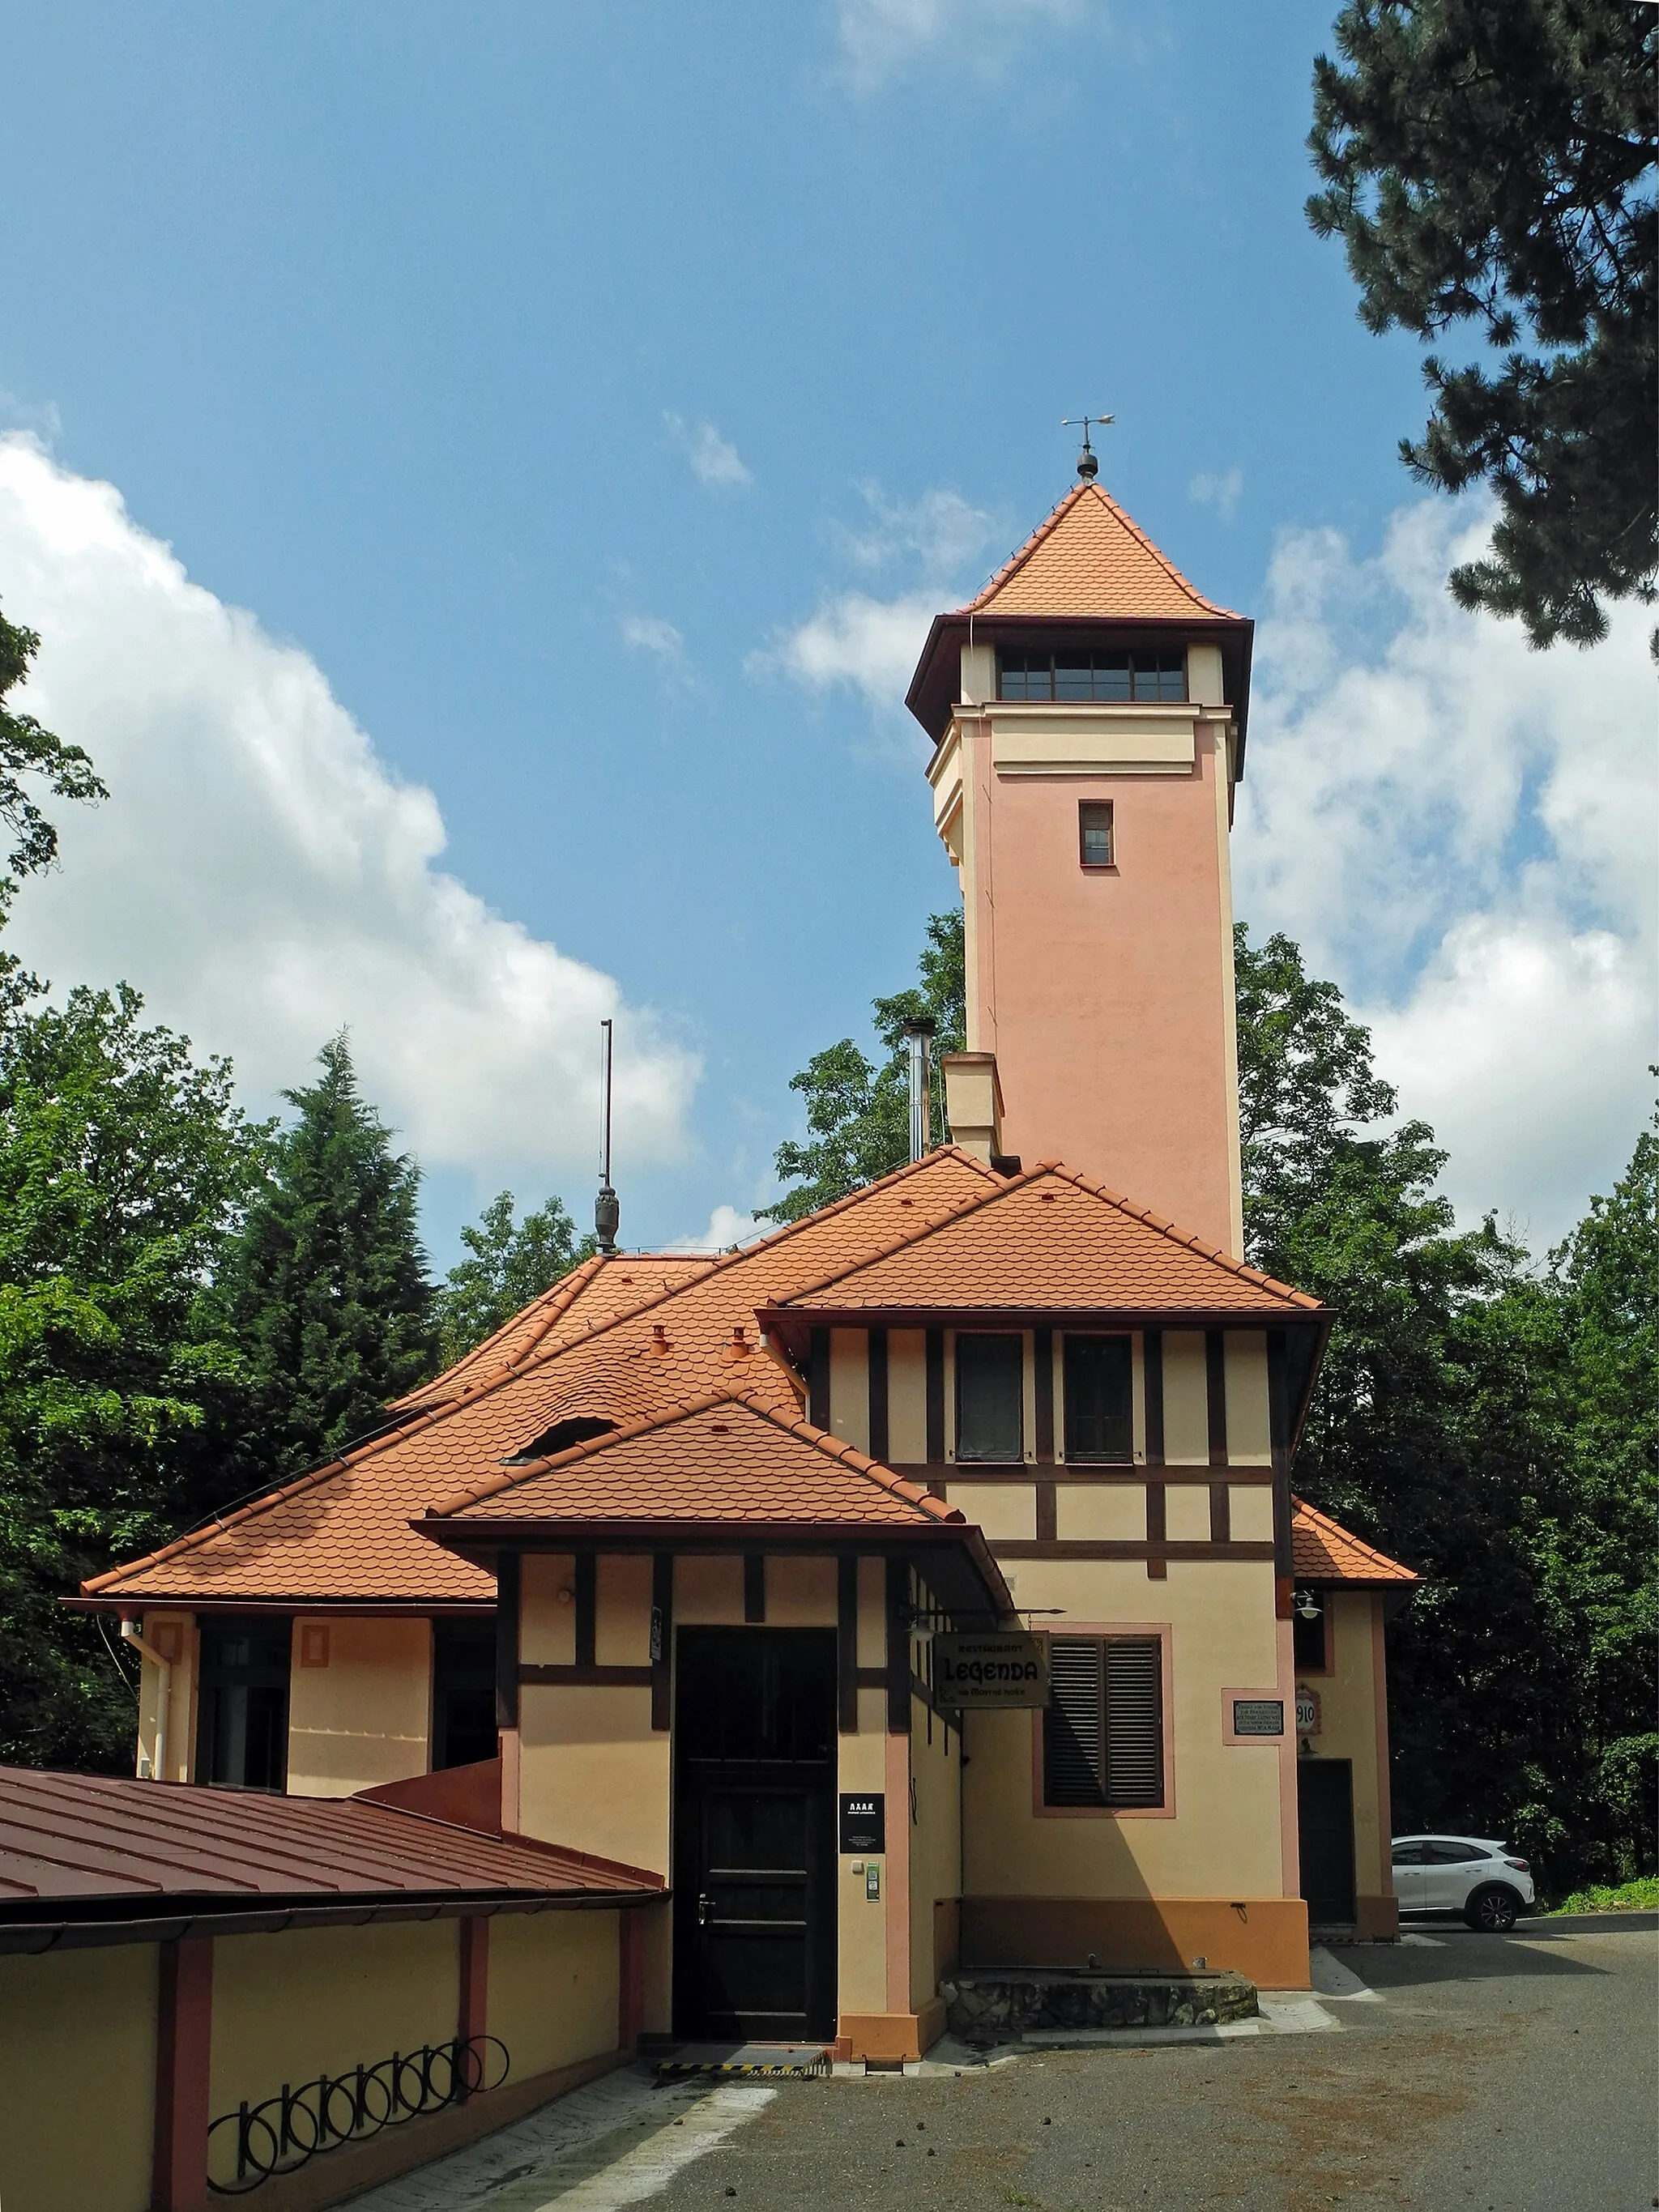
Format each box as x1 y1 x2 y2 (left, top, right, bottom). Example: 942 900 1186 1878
352 1916 1658 2212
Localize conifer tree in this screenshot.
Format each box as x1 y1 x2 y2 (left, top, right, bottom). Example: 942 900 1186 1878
228 1034 434 1477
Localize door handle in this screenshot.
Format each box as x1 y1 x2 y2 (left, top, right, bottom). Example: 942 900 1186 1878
697 1891 710 1925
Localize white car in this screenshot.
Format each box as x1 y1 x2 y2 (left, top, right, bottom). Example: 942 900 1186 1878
1391 1834 1536 1931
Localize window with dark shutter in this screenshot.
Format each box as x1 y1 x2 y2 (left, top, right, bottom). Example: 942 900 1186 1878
954 1332 1023 1461
1042 1635 1164 1808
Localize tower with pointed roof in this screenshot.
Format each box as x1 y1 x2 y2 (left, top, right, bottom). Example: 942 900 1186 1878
907 472 1253 1255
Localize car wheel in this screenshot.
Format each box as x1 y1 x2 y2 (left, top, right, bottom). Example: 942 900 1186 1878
1465 1885 1520 1933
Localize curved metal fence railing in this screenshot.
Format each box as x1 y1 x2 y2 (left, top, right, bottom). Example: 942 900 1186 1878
207 2035 510 2194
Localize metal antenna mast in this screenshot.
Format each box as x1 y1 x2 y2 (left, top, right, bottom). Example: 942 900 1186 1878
595 1017 620 1255
1060 412 1114 479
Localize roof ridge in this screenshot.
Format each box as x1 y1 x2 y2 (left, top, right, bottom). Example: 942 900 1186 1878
769 1157 1322 1314
768 1160 1047 1308
394 1253 612 1408
962 482 1087 612
424 1387 962 1527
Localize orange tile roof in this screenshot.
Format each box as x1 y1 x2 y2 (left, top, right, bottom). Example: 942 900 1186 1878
424 1392 962 1530
962 481 1239 623
401 1253 720 1411
774 1162 1323 1316
83 1149 998 1605
1291 1499 1417 1587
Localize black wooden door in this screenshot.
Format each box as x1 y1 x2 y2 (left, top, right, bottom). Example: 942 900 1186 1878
673 1629 837 2041
1297 1758 1357 1924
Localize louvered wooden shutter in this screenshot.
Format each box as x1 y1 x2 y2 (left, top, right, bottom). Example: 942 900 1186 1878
1103 1637 1163 1806
1043 1635 1163 1809
1043 1639 1106 1805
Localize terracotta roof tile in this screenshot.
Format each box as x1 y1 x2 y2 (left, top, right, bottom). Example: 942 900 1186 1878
1291 1499 1416 1586
962 481 1239 623
425 1392 961 1529
83 1150 996 1605
775 1162 1323 1315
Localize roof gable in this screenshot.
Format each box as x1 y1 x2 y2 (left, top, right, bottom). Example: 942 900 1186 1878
423 1392 962 1530
774 1162 1323 1318
963 481 1239 623
1291 1499 1417 1587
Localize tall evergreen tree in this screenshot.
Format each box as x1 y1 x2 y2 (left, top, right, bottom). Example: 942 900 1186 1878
433 1191 595 1370
1307 0 1657 648
228 1034 434 1477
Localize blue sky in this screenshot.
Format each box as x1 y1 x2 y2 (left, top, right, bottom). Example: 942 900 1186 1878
1 2 1650 1263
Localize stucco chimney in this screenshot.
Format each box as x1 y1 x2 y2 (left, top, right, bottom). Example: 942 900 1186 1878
940 1051 1003 1164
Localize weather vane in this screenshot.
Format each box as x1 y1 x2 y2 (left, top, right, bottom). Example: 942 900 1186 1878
1061 412 1114 479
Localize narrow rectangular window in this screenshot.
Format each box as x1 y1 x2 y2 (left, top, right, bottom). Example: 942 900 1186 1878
195 1617 291 1791
954 1332 1023 1461
432 1619 497 1771
1292 1592 1328 1672
1043 1635 1164 1807
1078 802 1114 871
1064 1333 1132 1460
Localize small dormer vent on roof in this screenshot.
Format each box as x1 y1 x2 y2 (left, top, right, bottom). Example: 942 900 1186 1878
501 1417 616 1467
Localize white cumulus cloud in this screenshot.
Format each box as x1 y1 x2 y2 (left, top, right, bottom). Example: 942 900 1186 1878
663 412 753 491
1189 467 1243 521
0 434 700 1187
1236 497 1657 1246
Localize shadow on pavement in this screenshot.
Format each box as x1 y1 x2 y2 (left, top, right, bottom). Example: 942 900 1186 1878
1330 1928 1615 1986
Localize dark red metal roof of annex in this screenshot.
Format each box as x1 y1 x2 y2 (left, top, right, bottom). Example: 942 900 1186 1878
0 1766 661 1951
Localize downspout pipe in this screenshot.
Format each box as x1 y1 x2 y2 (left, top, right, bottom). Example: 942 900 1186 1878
121 1619 170 1782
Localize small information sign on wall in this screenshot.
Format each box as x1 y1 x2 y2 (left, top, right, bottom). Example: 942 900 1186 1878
934 1633 1050 1709
1231 1697 1285 1737
838 1792 885 1853
1295 1685 1322 1737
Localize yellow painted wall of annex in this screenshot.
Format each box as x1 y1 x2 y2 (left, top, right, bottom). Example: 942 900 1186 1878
1299 1590 1396 1930
286 1616 431 1796
487 1909 622 2080
0 1942 157 2212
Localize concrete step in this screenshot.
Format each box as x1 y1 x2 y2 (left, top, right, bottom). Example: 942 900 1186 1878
940 1967 1259 2042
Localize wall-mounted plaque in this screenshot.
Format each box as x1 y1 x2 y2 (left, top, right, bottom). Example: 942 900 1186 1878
1232 1698 1285 1737
934 1633 1050 1709
839 1792 885 1854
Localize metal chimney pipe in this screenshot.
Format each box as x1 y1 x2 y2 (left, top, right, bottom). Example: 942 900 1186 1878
901 1017 936 1163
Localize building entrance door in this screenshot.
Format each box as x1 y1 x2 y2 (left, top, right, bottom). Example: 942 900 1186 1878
1297 1758 1357 1925
672 1628 837 2043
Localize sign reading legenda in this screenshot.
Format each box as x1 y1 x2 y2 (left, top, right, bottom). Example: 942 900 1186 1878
933 1632 1050 1709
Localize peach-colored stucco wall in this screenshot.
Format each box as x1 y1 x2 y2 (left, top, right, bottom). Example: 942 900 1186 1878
954 709 1242 1253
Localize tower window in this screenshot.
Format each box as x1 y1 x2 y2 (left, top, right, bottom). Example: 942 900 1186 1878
954 1332 1024 1461
998 650 1185 704
1078 803 1115 870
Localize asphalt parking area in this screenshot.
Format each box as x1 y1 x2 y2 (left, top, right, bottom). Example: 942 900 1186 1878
354 1917 1657 2212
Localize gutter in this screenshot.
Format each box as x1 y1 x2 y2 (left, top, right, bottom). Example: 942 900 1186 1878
0 1883 671 1958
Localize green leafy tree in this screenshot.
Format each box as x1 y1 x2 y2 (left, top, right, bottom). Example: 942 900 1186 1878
761 910 965 1222
0 985 268 1768
1307 0 1657 646
226 1034 435 1477
0 603 107 927
433 1191 595 1369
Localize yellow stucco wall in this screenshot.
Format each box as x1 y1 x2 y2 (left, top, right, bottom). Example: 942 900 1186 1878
962 1557 1286 1899
1162 1331 1210 1464
887 1329 928 1461
0 1943 157 2212
286 1616 430 1796
210 1919 458 2123
907 1692 962 2010
522 1552 578 1660
1301 1592 1391 1901
520 1683 668 1873
1223 1331 1272 1462
836 1689 889 2015
829 1328 870 1452
486 1910 620 2080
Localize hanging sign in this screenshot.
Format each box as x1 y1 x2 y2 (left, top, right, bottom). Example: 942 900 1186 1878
934 1632 1050 1709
